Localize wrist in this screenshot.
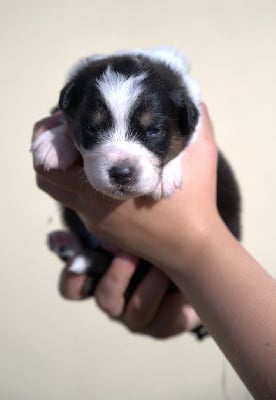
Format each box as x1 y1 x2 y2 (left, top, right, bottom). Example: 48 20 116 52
148 209 224 278
165 214 240 297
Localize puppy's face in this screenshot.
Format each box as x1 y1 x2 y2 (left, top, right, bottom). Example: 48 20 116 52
59 55 198 199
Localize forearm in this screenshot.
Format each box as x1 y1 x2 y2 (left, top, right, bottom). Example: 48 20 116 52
93 202 276 397
33 107 275 397
166 218 276 399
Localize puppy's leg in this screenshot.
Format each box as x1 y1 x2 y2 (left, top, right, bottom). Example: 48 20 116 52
31 122 79 170
48 230 113 277
48 230 82 261
48 230 91 275
151 152 183 200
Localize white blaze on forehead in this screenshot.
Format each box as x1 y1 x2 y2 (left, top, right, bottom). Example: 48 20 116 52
96 66 147 140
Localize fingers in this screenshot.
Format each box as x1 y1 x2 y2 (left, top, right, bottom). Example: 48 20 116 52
199 103 215 142
123 268 169 331
59 268 87 300
142 293 201 339
94 255 199 339
36 174 80 208
59 253 201 339
123 271 201 338
35 164 86 192
59 252 137 307
94 253 138 318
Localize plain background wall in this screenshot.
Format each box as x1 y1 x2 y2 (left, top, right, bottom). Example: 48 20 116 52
1 0 276 399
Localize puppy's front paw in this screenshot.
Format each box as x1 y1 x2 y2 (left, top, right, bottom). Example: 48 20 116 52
31 124 78 170
151 152 183 200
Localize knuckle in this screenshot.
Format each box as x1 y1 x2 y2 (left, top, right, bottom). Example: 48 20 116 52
95 291 124 318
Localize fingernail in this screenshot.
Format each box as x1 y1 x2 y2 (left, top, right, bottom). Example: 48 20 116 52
116 252 138 265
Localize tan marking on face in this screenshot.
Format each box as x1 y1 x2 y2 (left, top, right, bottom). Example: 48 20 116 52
139 112 153 127
164 132 186 164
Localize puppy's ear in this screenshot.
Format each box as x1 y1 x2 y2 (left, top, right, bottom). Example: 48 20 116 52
58 81 79 113
171 90 199 136
178 100 199 136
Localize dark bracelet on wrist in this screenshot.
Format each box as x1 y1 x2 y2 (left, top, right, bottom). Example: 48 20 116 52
191 324 209 340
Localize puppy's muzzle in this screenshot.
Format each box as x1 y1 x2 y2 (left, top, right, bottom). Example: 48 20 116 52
108 163 136 186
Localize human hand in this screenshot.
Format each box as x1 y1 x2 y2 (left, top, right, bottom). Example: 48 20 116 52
33 103 218 279
58 250 201 339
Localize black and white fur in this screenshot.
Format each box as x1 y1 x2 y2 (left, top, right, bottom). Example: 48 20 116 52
33 47 202 200
32 47 241 294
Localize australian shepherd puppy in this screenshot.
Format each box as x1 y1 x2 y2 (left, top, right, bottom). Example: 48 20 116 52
32 47 241 337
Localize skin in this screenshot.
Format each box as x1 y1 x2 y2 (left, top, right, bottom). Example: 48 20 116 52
33 112 202 338
33 105 276 399
59 254 200 337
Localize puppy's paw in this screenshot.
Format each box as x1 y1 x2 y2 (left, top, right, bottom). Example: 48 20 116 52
151 152 183 200
31 124 78 170
48 230 91 274
48 230 82 261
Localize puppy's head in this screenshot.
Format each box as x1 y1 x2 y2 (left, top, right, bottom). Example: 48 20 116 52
59 52 199 199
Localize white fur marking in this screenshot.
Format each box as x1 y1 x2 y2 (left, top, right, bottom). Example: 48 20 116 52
66 46 201 108
31 124 78 170
68 254 90 274
96 67 146 142
81 140 160 199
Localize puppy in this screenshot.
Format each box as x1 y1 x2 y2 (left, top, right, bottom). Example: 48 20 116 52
32 47 241 313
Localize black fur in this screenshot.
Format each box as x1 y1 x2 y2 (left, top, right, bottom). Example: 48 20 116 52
217 153 241 238
59 55 198 165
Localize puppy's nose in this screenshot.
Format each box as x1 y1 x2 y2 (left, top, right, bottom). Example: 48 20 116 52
109 164 136 185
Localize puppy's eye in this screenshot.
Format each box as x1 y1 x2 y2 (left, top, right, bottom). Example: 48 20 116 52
84 122 96 134
146 128 162 137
